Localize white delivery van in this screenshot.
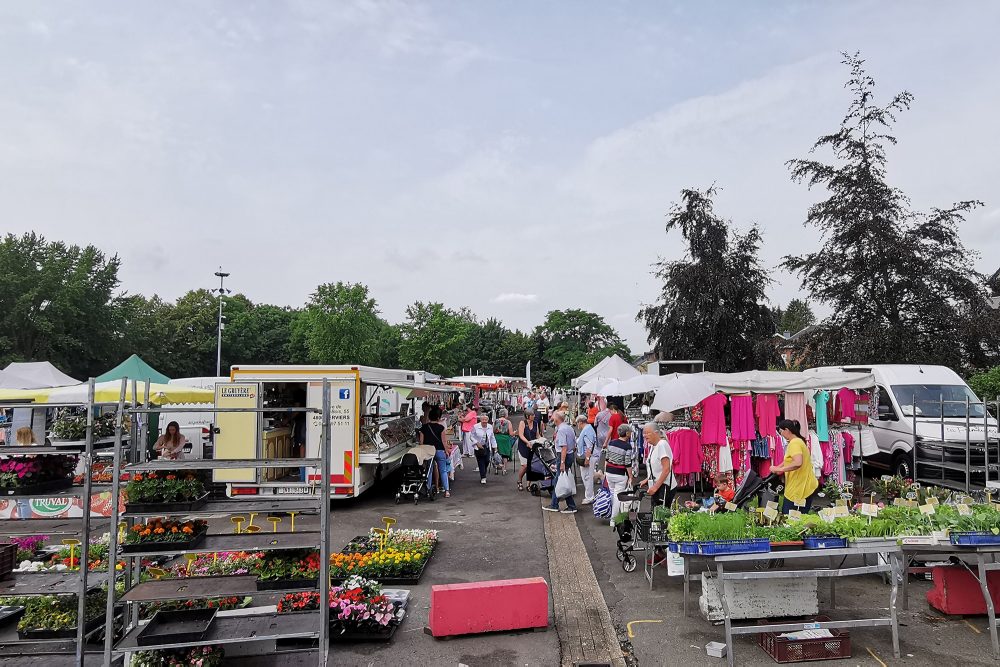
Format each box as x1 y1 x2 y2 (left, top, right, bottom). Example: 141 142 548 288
812 365 999 484
212 365 455 500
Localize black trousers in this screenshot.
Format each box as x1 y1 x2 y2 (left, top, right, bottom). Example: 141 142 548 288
474 447 490 479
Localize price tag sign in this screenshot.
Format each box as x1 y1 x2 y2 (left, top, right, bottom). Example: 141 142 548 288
992 502 1000 512
766 500 779 511
919 503 936 515
957 504 973 517
788 510 803 520
819 508 836 523
725 502 738 511
927 496 940 506
860 503 879 517
893 497 908 507
763 507 779 521
833 505 850 517
880 475 894 481
835 498 848 507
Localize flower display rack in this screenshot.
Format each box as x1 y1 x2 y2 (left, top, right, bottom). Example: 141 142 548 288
102 381 336 667
0 378 129 667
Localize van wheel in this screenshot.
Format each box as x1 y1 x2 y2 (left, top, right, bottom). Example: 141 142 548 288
893 453 912 479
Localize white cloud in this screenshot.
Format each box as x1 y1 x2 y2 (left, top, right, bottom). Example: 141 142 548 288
493 293 539 304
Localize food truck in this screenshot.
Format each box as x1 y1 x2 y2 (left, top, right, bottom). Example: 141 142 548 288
213 365 456 499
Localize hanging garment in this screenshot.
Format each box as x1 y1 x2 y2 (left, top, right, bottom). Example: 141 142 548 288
668 428 704 475
859 427 878 456
820 440 834 477
814 390 830 442
716 444 732 474
730 395 756 441
841 431 855 461
783 392 809 435
755 456 771 478
836 388 857 422
699 394 728 445
770 435 784 468
751 435 770 458
808 431 824 479
755 394 781 438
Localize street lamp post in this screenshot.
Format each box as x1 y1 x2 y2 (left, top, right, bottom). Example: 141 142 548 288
213 268 231 377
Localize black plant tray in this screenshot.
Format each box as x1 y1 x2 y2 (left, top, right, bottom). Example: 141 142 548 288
256 577 319 591
330 620 400 643
2 478 73 496
136 608 217 647
0 605 25 627
330 557 428 585
121 528 208 554
125 493 209 514
18 614 103 639
340 535 373 553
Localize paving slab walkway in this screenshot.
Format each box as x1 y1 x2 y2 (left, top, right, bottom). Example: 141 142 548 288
542 498 627 667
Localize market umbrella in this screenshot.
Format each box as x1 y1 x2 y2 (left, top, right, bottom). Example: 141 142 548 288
0 381 214 405
600 374 668 396
578 377 618 395
650 373 716 414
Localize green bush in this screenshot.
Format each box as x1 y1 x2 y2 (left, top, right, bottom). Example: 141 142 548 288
970 367 1000 401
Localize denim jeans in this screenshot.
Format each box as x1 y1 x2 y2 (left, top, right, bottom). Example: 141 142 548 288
781 493 815 515
427 449 450 492
549 452 577 510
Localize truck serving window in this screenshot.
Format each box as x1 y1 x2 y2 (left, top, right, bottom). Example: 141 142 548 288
891 384 985 418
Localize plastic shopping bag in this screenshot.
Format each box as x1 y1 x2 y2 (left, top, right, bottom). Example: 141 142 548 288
555 466 576 499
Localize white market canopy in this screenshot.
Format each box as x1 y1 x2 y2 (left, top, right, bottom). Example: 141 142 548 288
442 375 527 386
2 361 78 388
593 374 668 396
572 354 640 389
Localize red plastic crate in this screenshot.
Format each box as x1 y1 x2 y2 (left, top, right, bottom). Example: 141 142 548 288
757 616 851 663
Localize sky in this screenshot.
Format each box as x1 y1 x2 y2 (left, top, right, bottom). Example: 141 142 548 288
2 1 999 352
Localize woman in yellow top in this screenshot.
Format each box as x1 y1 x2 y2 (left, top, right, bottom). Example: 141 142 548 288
772 419 819 514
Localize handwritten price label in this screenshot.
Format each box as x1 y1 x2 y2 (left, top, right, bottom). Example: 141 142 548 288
919 503 936 515
860 503 879 517
927 496 940 506
766 500 779 511
957 504 973 517
725 502 738 511
763 507 779 521
788 510 803 520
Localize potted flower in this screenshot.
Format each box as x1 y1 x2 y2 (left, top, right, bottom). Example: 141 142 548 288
14 589 107 639
125 472 208 512
277 575 401 641
122 519 208 553
131 645 224 667
255 549 321 591
0 455 77 495
10 535 48 563
330 547 429 584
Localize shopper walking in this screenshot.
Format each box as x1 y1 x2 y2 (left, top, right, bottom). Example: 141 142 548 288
418 406 451 498
470 413 497 485
603 403 626 449
543 411 578 514
772 419 819 514
516 409 540 491
594 403 611 451
604 423 635 524
536 393 550 427
460 403 477 456
586 401 598 425
575 414 599 504
640 422 677 508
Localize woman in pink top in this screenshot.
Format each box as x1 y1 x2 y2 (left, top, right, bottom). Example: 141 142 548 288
460 405 478 456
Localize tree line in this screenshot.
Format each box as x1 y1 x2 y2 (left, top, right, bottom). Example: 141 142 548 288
640 53 1000 375
0 237 631 387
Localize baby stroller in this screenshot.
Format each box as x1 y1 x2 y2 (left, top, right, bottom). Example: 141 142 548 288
395 452 435 505
728 470 784 510
614 488 647 573
525 439 557 497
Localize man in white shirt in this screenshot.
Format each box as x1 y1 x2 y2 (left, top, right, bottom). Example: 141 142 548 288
536 395 550 427
575 414 599 504
470 413 498 485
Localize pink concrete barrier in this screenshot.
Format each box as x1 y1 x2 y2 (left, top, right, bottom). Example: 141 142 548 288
426 577 549 637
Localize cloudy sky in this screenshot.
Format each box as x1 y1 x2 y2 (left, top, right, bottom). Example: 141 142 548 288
3 1 998 351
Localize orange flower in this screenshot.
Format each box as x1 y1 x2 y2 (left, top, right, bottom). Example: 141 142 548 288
154 527 165 534
166 474 176 480
182 526 193 534
171 527 178 533
133 474 143 482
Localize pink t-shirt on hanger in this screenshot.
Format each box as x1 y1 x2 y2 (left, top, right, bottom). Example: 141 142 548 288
755 394 781 438
699 393 728 445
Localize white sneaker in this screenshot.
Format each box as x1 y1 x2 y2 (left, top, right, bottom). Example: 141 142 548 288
581 498 594 505
561 508 578 514
543 506 560 512
480 478 486 485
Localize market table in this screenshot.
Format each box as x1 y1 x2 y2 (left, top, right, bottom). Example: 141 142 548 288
679 544 902 667
900 542 1000 658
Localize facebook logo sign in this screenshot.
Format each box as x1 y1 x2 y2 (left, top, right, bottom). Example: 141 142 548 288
339 388 351 400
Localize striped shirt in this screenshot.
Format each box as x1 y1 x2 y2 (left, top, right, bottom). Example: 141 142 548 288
604 438 634 475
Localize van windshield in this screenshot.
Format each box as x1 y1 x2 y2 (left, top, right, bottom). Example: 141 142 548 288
891 384 986 418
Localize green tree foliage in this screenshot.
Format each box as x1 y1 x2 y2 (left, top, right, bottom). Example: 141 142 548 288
779 299 815 335
224 303 299 368
0 233 122 378
532 309 630 386
785 53 995 370
638 187 776 372
969 367 1000 401
293 282 391 367
460 318 535 378
160 289 221 377
398 302 472 377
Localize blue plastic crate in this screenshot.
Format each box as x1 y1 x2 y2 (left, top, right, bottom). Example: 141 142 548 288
677 539 770 556
667 542 679 553
803 536 848 550
949 531 1000 546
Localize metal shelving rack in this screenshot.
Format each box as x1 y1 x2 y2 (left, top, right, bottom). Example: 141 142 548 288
0 378 128 667
103 379 334 666
911 395 1000 493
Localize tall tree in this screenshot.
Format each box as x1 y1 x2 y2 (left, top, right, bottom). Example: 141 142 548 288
293 282 389 366
398 302 472 376
224 302 300 367
0 233 123 378
638 187 776 372
785 53 995 369
533 309 630 386
779 299 815 335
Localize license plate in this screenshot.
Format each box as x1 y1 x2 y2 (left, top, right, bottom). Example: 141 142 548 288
275 486 308 495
